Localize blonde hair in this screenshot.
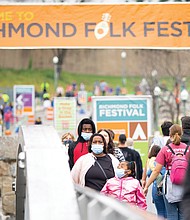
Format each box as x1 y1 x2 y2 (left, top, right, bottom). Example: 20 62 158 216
61 132 75 143
169 124 182 145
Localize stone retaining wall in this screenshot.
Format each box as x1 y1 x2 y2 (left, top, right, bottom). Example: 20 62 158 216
0 137 17 217
0 49 186 77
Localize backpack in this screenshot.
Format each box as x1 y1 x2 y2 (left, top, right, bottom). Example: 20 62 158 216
4 111 12 122
167 144 189 185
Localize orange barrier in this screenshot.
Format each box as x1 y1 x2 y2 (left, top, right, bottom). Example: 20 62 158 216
28 115 35 125
5 130 11 136
46 107 54 120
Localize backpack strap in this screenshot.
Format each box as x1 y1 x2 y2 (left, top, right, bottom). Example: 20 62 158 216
167 144 175 155
167 144 189 155
94 158 108 181
184 145 189 155
166 144 175 172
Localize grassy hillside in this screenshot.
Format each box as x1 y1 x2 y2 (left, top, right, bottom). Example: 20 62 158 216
0 68 182 96
0 68 142 95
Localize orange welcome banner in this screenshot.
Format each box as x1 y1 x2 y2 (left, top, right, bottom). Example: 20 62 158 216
1 4 190 48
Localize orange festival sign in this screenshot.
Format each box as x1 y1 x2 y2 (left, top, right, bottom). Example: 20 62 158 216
1 3 190 48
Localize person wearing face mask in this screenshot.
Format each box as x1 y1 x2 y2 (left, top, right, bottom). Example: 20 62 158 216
71 133 119 191
97 129 125 162
101 161 147 210
68 118 96 169
61 132 75 155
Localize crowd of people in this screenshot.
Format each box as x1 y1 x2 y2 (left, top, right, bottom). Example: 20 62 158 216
60 116 190 220
0 78 151 135
40 79 129 105
62 118 147 210
0 99 14 135
1 80 190 219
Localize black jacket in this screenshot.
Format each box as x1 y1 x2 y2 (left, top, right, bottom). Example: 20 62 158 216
181 129 190 145
182 158 190 220
68 136 88 169
119 147 143 181
181 129 190 220
68 118 96 169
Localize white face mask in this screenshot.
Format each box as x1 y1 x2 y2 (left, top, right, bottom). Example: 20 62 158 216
91 144 104 154
116 168 126 178
81 132 93 141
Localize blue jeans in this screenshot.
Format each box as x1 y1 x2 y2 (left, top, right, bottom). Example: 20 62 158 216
5 121 10 130
163 194 184 220
152 183 167 219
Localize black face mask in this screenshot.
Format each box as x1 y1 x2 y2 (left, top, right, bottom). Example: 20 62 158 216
63 140 73 145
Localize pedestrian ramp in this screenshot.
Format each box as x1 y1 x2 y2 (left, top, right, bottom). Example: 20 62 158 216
15 125 79 220
15 125 161 220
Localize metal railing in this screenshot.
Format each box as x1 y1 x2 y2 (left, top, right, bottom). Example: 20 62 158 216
15 125 80 220
75 184 161 220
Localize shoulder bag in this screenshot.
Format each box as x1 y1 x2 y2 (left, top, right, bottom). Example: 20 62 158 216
95 159 108 181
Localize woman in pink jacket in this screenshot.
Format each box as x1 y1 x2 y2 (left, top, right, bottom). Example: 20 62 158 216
101 161 147 210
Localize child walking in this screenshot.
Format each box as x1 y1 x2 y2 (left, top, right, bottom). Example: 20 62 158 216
101 161 147 210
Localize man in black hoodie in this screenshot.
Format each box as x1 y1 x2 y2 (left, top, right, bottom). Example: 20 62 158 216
181 116 190 145
118 134 143 181
181 116 190 220
180 116 190 220
68 118 96 169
